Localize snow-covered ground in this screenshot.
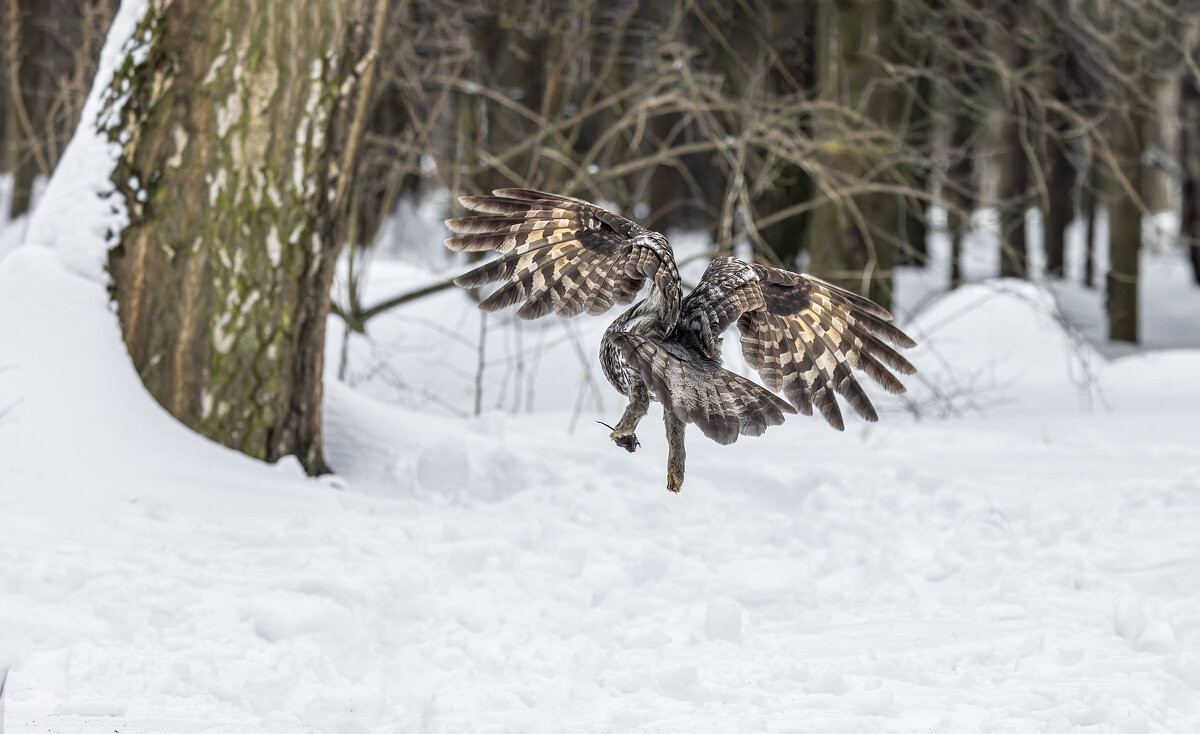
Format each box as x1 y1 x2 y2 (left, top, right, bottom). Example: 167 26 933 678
4 232 1200 734
3 4 1200 730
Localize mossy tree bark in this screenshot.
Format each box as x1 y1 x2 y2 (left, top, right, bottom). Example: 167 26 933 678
104 0 381 474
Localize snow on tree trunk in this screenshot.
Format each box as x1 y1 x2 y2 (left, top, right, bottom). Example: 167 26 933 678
103 0 376 474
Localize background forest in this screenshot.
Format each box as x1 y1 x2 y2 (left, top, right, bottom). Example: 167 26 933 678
2 1 1200 732
6 2 1200 300
4 0 1198 471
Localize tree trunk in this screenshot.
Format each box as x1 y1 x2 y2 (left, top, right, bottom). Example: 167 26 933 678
758 0 817 265
993 0 1030 279
806 0 902 311
5 0 41 218
996 119 1029 279
1043 136 1072 279
1105 112 1143 343
1082 183 1097 288
104 0 378 474
936 1 981 291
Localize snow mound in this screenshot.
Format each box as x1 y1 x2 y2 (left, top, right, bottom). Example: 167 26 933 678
904 280 1103 414
5 242 1200 732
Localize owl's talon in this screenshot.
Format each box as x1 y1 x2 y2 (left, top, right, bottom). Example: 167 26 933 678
666 470 682 493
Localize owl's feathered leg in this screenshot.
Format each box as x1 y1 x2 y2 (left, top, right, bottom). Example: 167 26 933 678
664 407 686 493
609 378 648 452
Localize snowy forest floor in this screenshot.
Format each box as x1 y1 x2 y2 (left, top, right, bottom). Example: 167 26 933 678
3 210 1200 733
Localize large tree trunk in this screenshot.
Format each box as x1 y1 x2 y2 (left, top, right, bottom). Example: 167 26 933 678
806 0 903 311
104 0 379 474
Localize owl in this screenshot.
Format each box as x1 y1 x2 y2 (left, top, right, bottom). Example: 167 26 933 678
445 189 917 493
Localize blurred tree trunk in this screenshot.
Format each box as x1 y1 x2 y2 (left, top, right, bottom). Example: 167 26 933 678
934 2 983 290
806 0 902 311
1082 182 1098 288
104 0 380 474
897 42 934 268
945 113 974 289
1042 135 1072 279
1039 14 1075 281
995 0 1030 279
4 0 44 218
1103 10 1147 344
1182 46 1200 286
1105 109 1143 342
756 1 816 265
3 0 116 218
461 9 547 194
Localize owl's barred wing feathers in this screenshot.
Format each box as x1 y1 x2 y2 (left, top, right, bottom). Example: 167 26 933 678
445 191 917 451
676 257 917 431
445 189 681 323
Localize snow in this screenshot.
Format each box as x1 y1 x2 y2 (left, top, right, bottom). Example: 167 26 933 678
3 10 1200 728
4 226 1200 733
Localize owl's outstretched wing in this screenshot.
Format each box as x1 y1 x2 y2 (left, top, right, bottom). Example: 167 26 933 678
673 257 917 431
445 189 680 323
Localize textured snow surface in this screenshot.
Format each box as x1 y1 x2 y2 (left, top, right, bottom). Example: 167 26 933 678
2 244 1200 733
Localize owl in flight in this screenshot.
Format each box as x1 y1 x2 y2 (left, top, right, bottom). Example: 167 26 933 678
445 189 917 493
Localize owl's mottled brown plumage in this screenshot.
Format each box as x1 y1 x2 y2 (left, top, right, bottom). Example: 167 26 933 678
445 189 917 493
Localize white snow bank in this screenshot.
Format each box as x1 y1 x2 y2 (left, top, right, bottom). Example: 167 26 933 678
4 228 1200 732
902 280 1104 414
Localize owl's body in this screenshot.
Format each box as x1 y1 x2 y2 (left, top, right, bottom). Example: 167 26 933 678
445 189 917 492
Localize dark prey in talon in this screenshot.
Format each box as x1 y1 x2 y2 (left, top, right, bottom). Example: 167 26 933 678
444 189 918 494
597 421 639 453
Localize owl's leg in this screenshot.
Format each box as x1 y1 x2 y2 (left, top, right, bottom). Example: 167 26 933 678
664 407 686 493
609 378 648 452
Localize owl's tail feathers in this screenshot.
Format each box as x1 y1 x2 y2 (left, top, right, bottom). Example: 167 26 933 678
609 333 796 446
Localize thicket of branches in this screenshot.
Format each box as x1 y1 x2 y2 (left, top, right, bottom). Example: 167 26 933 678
345 0 1200 343
3 0 1199 344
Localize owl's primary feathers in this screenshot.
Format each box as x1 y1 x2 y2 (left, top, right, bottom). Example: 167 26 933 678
445 189 917 492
